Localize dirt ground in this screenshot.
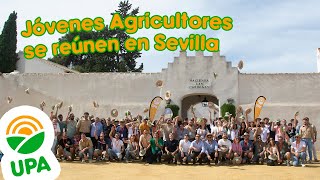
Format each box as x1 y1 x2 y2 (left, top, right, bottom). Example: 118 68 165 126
2 160 319 180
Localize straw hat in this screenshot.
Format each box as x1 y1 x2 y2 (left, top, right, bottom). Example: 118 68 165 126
93 101 99 108
238 60 244 70
111 109 118 117
237 106 243 114
125 110 131 116
139 149 146 156
68 105 73 112
233 156 242 165
165 91 171 100
7 96 13 104
245 108 252 114
268 154 278 161
156 80 163 88
57 101 63 109
239 115 245 120
224 112 231 118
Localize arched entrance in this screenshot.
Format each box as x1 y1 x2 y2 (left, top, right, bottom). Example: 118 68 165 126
181 94 219 119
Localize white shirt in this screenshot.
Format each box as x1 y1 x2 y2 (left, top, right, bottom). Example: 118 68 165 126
217 139 232 151
53 122 60 140
291 141 306 153
260 127 270 143
111 138 124 153
179 139 191 153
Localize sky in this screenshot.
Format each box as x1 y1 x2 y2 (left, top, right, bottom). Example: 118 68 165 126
1 0 320 73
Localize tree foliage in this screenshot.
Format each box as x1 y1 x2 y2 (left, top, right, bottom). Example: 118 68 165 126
49 0 143 73
0 11 19 73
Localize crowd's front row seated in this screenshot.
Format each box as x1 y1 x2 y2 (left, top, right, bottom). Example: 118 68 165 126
56 130 308 167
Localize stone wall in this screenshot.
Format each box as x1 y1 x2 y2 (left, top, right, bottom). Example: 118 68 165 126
239 73 320 142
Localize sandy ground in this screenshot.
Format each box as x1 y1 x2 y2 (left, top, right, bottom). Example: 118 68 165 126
1 160 320 180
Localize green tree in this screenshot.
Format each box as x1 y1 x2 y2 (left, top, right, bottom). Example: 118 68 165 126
49 0 143 73
0 11 19 73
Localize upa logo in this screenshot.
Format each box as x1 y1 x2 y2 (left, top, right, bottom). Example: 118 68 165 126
0 105 61 179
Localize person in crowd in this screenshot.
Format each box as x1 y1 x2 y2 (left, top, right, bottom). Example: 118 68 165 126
255 119 269 144
116 119 129 142
139 116 151 134
240 132 253 164
252 135 265 164
57 114 65 137
286 122 296 145
276 136 291 166
94 132 108 161
51 115 61 154
149 132 163 164
104 118 114 149
271 119 286 143
76 112 91 137
139 129 152 162
160 118 175 146
176 134 191 164
108 126 124 161
65 112 77 139
231 136 243 165
291 134 307 167
164 133 179 164
196 118 208 140
175 122 189 141
57 132 74 161
239 121 247 141
228 122 239 143
189 134 206 164
90 117 103 149
299 117 315 163
126 118 140 138
266 138 280 165
204 133 218 165
185 118 197 141
79 133 94 163
124 134 139 162
217 132 232 165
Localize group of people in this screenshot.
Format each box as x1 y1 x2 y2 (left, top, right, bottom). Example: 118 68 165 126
50 108 318 167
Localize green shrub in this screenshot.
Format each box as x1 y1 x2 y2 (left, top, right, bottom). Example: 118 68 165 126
221 103 236 120
165 104 180 118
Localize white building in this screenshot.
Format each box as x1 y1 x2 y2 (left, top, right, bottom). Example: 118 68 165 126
1 50 320 148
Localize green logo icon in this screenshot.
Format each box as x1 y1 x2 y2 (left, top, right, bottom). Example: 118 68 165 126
6 115 45 154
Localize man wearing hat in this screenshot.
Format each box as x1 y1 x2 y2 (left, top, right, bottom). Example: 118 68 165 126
240 132 253 164
291 134 307 167
139 116 150 134
204 133 218 165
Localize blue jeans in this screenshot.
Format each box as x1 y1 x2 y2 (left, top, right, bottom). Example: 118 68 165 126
292 152 306 166
79 148 93 160
108 149 122 160
302 138 313 161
